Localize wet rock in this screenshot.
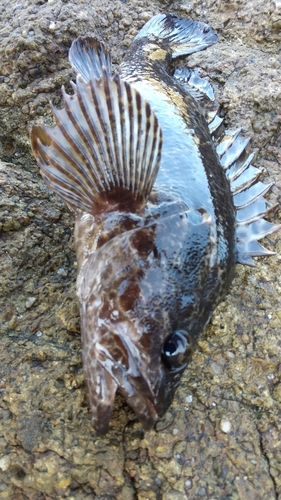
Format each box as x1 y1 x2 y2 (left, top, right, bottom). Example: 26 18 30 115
0 0 281 498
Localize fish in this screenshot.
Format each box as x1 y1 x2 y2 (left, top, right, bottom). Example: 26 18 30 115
30 13 280 434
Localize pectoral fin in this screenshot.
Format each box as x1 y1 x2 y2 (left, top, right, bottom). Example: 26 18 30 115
31 71 162 214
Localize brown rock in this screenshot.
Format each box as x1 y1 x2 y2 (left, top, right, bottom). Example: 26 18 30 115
0 0 281 498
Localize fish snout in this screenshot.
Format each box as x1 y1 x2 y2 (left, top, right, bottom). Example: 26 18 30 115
93 334 160 431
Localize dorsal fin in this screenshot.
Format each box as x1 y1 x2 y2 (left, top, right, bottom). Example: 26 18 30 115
214 126 281 266
174 67 215 102
69 37 112 81
31 70 163 214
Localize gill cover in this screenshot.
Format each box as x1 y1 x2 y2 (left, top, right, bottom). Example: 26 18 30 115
78 208 214 433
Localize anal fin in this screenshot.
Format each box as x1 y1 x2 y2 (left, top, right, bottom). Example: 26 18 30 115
69 37 112 81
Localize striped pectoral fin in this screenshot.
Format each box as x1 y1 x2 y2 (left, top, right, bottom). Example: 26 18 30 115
31 71 162 214
134 14 217 57
69 36 112 81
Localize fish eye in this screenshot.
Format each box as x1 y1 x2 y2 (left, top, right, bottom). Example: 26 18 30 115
162 330 192 369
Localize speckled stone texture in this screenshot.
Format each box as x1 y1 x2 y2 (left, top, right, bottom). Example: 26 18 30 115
0 0 281 499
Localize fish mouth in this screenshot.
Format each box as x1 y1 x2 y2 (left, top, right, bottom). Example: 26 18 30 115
94 335 159 433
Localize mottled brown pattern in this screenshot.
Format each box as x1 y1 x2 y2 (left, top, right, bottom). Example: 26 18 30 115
30 13 280 434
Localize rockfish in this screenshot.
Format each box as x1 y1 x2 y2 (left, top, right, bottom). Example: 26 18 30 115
31 14 280 433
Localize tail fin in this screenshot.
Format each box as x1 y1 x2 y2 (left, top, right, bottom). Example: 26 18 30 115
134 13 217 57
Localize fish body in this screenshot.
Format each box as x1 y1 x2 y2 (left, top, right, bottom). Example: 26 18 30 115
31 14 280 433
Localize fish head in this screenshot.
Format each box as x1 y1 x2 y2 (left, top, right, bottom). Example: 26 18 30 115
78 208 215 433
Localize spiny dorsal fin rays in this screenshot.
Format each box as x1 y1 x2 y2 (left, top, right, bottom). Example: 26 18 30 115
69 37 112 81
31 70 163 214
208 112 223 136
211 120 280 265
237 241 276 266
174 67 215 103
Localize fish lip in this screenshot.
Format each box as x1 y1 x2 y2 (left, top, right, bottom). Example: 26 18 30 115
96 338 159 430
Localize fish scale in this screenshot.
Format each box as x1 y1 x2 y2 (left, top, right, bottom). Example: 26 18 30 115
31 13 280 434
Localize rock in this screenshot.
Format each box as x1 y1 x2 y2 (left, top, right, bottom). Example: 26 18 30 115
0 0 281 498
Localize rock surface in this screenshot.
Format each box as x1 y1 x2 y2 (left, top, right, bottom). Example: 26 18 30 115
0 0 281 498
